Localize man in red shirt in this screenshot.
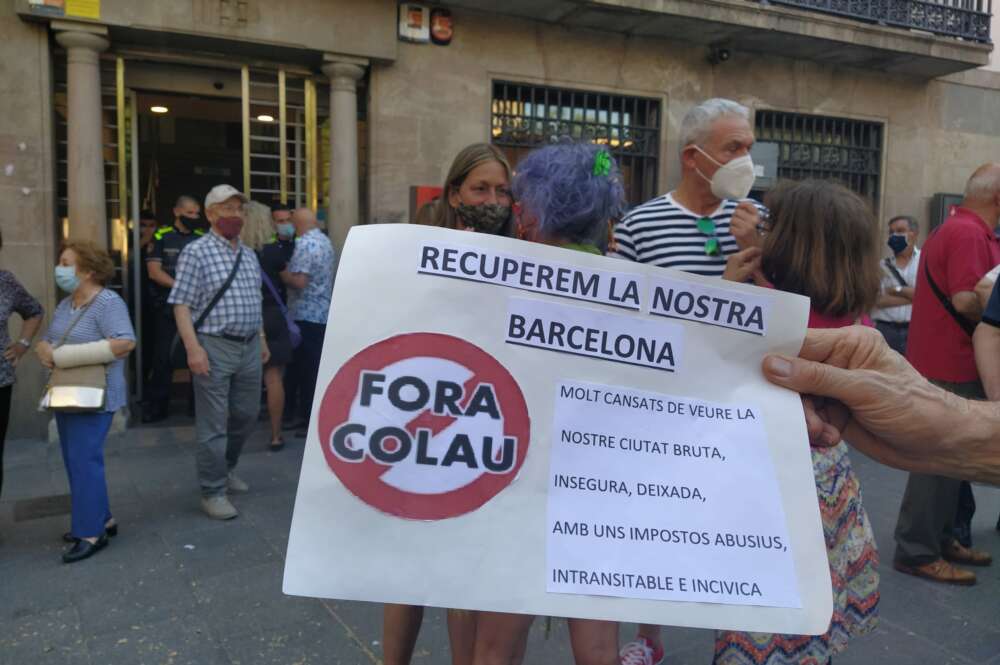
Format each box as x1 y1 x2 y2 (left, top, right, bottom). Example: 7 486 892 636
894 163 1000 585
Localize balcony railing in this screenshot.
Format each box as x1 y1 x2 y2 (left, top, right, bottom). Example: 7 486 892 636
765 0 992 43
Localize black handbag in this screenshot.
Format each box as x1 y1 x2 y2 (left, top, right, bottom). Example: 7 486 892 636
170 249 244 367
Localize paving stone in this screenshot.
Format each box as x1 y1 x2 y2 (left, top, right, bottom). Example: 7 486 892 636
85 615 232 665
838 621 976 665
218 613 374 665
0 606 88 665
172 522 280 581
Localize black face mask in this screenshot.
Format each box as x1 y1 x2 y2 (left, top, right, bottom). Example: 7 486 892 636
180 215 206 230
887 234 908 255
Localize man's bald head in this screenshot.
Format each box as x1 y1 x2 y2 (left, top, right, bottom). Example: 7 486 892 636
964 163 1000 203
962 163 1000 230
291 207 318 236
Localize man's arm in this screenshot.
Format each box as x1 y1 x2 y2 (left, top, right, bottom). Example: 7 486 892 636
147 260 175 289
280 270 309 290
976 274 996 310
729 202 762 250
173 304 209 376
281 242 312 290
952 291 983 321
974 279 1000 400
974 324 1000 401
876 293 911 308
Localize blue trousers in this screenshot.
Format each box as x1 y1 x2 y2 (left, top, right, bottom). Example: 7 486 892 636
56 411 114 539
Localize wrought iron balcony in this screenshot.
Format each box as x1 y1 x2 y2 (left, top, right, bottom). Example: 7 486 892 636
765 0 992 43
444 0 993 77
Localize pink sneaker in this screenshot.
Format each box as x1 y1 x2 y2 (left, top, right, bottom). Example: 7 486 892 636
619 636 663 665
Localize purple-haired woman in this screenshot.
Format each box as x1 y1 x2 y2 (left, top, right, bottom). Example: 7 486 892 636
470 142 656 665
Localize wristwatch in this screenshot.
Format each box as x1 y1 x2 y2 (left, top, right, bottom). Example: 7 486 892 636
893 286 903 294
16 338 30 348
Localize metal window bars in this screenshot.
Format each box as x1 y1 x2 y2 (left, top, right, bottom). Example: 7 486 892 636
754 109 884 205
490 80 661 206
244 68 327 210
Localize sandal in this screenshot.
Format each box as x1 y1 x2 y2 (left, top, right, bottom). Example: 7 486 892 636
269 437 285 451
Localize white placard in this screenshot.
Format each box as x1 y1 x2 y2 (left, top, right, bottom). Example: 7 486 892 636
284 224 832 635
547 380 799 609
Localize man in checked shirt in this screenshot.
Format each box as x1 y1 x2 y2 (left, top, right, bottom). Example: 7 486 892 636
170 184 271 521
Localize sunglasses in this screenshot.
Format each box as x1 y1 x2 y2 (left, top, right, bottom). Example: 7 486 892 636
696 217 721 256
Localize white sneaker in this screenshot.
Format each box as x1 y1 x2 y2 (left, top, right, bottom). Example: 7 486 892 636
201 495 239 520
227 472 249 493
619 638 656 665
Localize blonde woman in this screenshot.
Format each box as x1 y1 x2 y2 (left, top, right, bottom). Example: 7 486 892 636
417 142 514 236
241 201 295 450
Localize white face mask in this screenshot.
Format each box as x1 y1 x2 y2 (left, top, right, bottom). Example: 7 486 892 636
693 146 756 201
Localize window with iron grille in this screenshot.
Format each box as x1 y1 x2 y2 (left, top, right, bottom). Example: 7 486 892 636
754 110 883 205
491 81 661 206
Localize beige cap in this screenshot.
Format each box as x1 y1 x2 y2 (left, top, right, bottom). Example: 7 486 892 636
204 184 248 210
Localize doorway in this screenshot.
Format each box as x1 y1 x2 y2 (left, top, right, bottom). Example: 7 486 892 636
135 92 244 224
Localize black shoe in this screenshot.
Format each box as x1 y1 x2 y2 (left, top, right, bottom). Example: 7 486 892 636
62 522 118 543
62 533 108 563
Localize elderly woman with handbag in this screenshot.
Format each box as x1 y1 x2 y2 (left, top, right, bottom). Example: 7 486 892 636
36 241 136 564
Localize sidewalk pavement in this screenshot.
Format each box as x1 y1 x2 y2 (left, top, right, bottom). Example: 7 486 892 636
1 414 999 665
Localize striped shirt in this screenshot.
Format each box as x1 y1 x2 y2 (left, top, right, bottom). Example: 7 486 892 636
167 231 262 337
611 193 765 276
43 289 135 412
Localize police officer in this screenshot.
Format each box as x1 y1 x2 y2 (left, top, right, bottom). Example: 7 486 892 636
143 195 205 423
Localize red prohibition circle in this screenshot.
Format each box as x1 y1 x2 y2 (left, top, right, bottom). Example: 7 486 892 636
317 333 531 520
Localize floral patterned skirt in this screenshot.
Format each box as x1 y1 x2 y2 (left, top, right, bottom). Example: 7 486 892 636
713 443 880 665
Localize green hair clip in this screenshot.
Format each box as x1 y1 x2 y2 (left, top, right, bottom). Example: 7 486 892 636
593 150 612 177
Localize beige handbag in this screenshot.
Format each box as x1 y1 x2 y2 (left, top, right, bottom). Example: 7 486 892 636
40 297 108 413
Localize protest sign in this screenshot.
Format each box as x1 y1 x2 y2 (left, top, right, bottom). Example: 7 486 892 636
284 224 833 634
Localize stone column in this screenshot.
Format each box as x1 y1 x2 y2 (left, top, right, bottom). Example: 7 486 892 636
321 60 365 251
55 28 109 247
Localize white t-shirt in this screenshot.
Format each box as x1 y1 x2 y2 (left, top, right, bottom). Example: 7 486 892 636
872 248 920 323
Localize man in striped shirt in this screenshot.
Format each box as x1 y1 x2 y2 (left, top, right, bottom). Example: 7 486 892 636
612 98 764 283
612 98 765 665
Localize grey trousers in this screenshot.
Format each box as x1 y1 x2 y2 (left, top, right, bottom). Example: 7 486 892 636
192 335 262 497
893 378 984 565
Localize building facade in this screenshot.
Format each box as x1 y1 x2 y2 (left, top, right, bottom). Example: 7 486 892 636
2 0 998 435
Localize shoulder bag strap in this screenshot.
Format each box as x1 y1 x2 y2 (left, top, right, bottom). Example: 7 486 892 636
883 257 908 288
193 248 243 332
923 256 977 337
260 270 289 316
54 292 100 348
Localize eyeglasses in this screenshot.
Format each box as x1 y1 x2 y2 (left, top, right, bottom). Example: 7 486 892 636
215 203 245 215
696 217 721 256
